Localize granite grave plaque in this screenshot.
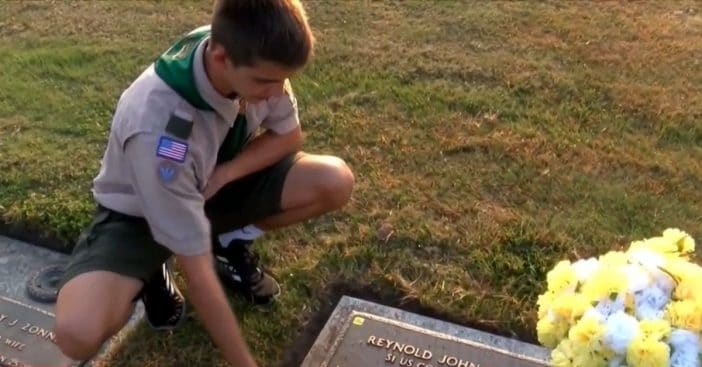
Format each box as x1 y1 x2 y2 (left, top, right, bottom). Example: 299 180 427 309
0 296 77 367
302 296 550 367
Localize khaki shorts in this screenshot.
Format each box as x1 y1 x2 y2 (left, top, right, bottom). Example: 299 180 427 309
59 152 303 289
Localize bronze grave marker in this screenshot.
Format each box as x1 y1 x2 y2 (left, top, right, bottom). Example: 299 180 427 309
301 297 549 367
0 296 76 367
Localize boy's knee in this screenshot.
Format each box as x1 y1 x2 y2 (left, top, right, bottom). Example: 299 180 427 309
55 318 106 361
318 157 354 208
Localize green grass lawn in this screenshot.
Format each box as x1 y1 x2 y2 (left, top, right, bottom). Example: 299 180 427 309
1 1 702 366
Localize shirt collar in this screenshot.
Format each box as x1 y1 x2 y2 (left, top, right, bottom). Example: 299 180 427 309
193 37 238 125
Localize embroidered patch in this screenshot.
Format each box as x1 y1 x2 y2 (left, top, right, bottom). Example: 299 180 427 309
165 113 193 140
156 136 188 163
158 160 178 183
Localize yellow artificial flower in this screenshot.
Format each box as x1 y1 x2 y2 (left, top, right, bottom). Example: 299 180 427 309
566 334 611 367
662 228 695 255
568 314 605 352
547 260 577 294
570 295 592 325
539 229 700 367
667 260 702 301
628 228 695 261
642 236 677 255
551 339 574 367
673 258 702 278
537 291 556 319
537 317 569 349
572 349 608 367
552 293 591 325
693 288 702 304
627 240 651 254
665 299 702 332
639 319 671 341
598 251 628 267
581 266 627 301
626 336 669 367
673 275 702 303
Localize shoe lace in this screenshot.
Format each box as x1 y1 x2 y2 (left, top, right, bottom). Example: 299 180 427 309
161 267 181 303
238 247 263 283
143 266 183 323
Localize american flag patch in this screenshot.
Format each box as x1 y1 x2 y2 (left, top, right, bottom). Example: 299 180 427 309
156 136 188 163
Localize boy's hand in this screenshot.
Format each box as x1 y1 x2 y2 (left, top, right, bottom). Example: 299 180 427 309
203 164 238 200
177 252 259 367
203 127 302 200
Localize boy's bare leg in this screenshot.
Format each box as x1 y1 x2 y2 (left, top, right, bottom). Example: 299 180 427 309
55 271 142 360
257 153 354 230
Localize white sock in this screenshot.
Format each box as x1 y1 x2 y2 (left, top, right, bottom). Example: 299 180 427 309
218 224 264 248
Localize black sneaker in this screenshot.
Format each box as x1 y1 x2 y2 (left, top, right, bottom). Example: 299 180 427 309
214 239 281 305
140 262 186 331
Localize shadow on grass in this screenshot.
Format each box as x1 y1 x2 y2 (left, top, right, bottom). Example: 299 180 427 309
0 219 73 254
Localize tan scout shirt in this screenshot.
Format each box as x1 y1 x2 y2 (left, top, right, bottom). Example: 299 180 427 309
93 37 299 256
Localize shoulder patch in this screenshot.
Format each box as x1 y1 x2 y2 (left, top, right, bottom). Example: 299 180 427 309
158 160 179 183
156 136 189 163
165 113 193 140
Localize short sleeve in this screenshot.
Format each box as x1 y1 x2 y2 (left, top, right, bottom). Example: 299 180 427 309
260 80 299 134
123 132 210 256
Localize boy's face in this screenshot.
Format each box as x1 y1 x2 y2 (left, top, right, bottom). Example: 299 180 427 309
223 59 298 103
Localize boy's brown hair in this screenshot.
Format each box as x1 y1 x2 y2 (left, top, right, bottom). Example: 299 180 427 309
211 0 314 68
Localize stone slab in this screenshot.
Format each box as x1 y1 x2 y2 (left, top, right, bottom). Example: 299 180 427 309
301 296 550 367
0 235 144 367
0 235 69 312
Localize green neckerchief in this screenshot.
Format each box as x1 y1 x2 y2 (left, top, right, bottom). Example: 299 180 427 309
154 25 248 162
217 114 248 164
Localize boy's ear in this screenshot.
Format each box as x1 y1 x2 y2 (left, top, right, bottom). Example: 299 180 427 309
210 43 230 66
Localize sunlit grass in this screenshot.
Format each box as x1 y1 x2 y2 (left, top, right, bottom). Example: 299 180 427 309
1 1 701 366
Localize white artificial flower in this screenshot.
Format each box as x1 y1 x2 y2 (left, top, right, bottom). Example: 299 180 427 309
634 287 668 320
670 329 700 352
603 311 639 354
572 258 599 282
670 349 699 367
670 329 699 351
647 286 671 310
635 304 662 320
651 268 676 295
596 295 625 319
583 308 605 322
628 248 666 273
623 264 651 293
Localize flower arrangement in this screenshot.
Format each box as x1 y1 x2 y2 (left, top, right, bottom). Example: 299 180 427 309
537 228 701 367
